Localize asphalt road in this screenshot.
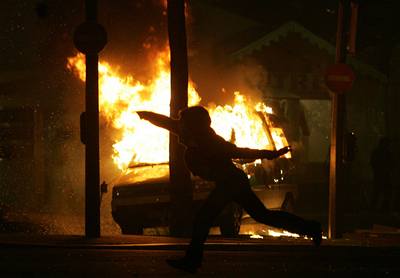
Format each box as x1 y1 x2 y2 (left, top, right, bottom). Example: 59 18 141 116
1 244 399 277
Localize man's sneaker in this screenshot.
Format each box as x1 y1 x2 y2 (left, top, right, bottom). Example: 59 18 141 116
166 257 200 274
307 220 322 247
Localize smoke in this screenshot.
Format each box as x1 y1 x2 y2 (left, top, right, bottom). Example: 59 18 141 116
46 76 122 235
190 52 268 107
6 72 124 236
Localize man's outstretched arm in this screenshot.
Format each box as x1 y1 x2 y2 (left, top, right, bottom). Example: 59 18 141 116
212 133 291 160
136 111 179 134
231 146 291 160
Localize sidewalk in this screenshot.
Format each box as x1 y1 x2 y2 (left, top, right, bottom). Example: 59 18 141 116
1 231 400 250
2 210 400 250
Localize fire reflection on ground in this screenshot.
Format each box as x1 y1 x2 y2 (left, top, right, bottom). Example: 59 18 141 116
142 222 325 240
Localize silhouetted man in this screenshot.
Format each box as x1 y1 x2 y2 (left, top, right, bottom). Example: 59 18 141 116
137 106 322 274
370 137 394 212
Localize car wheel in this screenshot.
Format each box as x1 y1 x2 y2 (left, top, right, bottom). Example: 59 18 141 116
219 203 242 237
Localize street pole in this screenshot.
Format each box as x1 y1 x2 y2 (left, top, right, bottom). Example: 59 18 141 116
328 0 351 239
167 0 193 236
74 0 107 238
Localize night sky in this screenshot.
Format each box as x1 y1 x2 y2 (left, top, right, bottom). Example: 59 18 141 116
1 1 399 73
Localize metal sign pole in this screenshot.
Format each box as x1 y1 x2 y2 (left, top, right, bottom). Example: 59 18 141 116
74 0 107 238
84 0 100 238
328 0 351 239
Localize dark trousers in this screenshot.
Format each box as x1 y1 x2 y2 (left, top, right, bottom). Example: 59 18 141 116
186 169 310 263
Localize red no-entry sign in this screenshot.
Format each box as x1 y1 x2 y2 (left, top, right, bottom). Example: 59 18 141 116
325 63 355 93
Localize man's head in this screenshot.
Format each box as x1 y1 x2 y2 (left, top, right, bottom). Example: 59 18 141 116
178 106 211 138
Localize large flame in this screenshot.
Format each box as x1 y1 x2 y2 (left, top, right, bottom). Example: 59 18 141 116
68 50 200 169
67 48 289 171
208 92 269 149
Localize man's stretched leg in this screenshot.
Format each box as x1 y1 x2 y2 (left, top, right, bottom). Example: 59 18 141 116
167 184 235 273
186 185 236 263
235 185 322 245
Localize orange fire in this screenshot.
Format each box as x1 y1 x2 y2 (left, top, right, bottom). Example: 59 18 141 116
208 92 269 150
67 48 290 171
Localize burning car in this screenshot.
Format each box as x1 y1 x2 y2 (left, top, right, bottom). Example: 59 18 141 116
111 163 237 235
67 49 298 236
111 110 297 236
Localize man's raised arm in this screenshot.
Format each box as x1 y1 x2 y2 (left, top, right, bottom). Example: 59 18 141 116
231 146 291 160
136 111 179 134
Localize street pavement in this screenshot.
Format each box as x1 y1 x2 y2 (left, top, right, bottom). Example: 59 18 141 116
1 233 400 277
